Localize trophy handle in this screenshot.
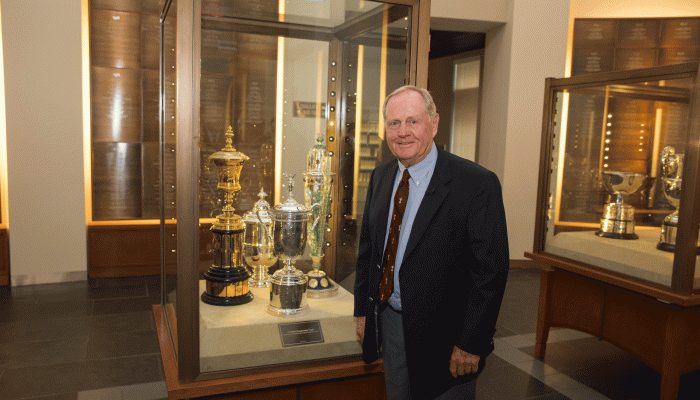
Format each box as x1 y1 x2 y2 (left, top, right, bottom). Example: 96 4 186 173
257 210 276 257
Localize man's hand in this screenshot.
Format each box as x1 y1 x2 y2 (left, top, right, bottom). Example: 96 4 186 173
356 316 366 344
449 346 480 378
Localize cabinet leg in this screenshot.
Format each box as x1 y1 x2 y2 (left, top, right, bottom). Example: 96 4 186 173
659 310 686 400
535 269 552 359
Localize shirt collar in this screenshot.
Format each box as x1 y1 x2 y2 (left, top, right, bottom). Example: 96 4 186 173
398 143 437 186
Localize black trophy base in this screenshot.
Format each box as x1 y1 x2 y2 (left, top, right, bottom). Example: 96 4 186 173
656 242 700 255
201 266 253 306
595 230 638 240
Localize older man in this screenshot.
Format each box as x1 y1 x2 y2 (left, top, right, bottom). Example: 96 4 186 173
354 85 509 399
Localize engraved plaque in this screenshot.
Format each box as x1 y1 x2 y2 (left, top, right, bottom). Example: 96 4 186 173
92 0 140 12
91 9 141 69
141 13 160 70
571 48 614 75
660 18 700 48
92 142 143 220
142 69 160 142
614 48 658 71
659 48 700 66
573 19 616 48
142 142 176 219
617 19 659 48
92 67 142 143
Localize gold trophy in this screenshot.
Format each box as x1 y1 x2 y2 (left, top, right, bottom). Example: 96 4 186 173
303 135 337 298
201 126 254 306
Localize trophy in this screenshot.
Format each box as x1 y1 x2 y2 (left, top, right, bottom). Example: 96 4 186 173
657 146 693 252
596 171 646 240
242 189 278 287
303 135 337 298
201 126 254 306
267 175 312 316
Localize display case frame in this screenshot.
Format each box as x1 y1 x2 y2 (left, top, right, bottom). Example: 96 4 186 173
530 61 700 297
155 0 430 396
526 61 700 400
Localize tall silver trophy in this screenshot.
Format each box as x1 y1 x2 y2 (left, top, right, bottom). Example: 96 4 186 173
656 146 696 252
303 135 337 298
596 171 646 240
242 189 277 287
267 175 311 316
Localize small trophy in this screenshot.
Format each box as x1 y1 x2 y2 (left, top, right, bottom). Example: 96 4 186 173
242 189 278 287
267 175 311 316
596 171 646 240
303 134 338 298
656 146 697 253
201 126 254 306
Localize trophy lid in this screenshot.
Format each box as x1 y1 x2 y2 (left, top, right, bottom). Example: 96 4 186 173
209 126 250 165
272 175 310 216
307 133 331 175
243 189 273 224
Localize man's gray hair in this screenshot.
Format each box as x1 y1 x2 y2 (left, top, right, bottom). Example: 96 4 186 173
382 85 437 121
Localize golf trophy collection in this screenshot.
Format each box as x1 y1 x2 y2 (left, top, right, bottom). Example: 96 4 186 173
201 126 254 306
303 135 337 298
267 175 312 316
596 171 646 240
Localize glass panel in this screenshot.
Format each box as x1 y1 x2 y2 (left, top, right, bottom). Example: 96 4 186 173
194 0 411 374
160 0 178 359
450 56 481 161
543 75 699 289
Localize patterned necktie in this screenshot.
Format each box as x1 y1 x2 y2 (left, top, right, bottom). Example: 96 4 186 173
379 169 410 304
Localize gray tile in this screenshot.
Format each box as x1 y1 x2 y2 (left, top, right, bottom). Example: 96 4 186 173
477 362 559 400
86 312 155 335
0 299 93 322
0 336 88 368
92 297 159 315
0 316 89 344
0 355 163 399
87 330 160 359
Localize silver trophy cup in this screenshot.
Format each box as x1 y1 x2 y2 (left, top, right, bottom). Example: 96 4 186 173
242 189 278 288
267 176 311 316
656 146 700 253
596 171 646 240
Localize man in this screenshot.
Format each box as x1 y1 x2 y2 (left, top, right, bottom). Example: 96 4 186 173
354 85 509 399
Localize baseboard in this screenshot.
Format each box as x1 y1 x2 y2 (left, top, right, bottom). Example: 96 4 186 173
11 270 88 286
509 259 546 269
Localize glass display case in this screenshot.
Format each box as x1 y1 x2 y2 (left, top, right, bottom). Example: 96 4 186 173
156 0 429 393
530 61 700 294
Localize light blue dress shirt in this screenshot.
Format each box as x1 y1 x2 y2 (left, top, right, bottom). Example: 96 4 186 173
385 143 438 311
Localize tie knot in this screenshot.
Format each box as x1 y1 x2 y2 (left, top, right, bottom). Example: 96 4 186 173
401 169 410 183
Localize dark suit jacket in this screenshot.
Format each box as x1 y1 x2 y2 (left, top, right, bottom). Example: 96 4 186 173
354 148 509 399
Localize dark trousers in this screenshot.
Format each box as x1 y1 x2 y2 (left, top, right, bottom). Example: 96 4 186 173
380 304 477 400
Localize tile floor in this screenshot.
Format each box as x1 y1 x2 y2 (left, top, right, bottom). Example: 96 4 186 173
0 268 698 399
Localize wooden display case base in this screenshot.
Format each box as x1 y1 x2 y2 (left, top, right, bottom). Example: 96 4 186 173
0 229 8 286
153 304 386 400
527 252 700 400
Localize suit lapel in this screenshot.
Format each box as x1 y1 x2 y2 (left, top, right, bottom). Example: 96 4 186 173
372 162 399 254
402 150 451 264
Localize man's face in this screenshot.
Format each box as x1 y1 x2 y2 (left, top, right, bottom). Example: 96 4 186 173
385 90 439 167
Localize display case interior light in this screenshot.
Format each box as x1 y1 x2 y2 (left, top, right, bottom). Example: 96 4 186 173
0 4 7 229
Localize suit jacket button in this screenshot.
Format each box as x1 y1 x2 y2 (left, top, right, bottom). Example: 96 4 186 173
376 264 381 269
368 297 374 303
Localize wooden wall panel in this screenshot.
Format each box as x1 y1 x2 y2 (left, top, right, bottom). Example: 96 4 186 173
0 229 8 286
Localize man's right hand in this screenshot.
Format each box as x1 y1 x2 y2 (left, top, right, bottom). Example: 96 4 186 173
356 316 366 344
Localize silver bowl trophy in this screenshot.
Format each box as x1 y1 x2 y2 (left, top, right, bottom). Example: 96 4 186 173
267 175 312 316
596 171 646 240
201 126 254 306
303 135 338 298
242 189 278 287
656 146 699 253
